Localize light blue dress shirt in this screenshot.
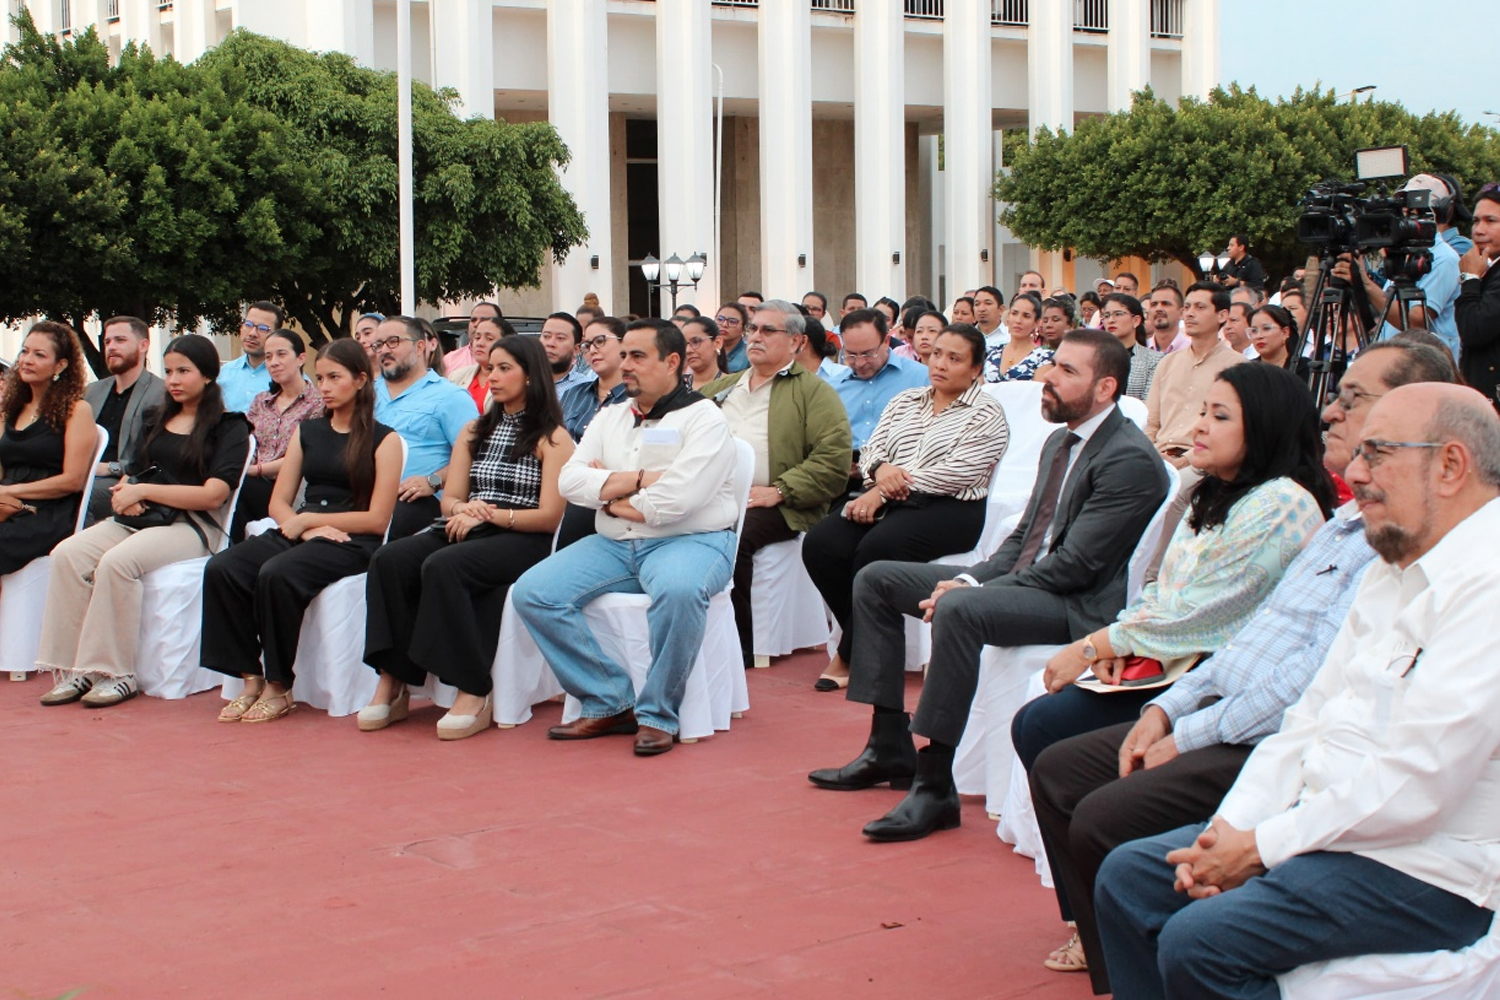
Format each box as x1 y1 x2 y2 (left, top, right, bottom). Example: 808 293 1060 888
374 369 477 479
1379 235 1461 357
217 354 269 413
830 352 930 449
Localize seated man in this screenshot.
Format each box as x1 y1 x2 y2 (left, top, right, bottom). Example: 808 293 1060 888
828 308 930 487
511 320 740 757
807 330 1169 841
701 299 851 667
371 316 478 540
1027 341 1458 992
83 315 164 524
1095 383 1500 1000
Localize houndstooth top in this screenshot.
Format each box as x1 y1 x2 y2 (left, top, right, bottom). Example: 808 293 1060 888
468 411 542 509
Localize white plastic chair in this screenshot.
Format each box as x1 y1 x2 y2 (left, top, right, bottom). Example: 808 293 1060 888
135 437 255 699
221 439 407 717
0 426 109 680
548 439 756 741
1278 912 1500 1000
749 533 830 667
1117 394 1148 430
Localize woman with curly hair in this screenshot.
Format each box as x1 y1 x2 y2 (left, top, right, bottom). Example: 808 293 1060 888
0 321 94 576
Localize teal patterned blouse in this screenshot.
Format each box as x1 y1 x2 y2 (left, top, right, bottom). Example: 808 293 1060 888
1107 477 1325 661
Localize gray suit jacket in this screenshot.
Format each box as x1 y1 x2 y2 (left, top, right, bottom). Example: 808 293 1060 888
84 369 164 472
968 405 1169 637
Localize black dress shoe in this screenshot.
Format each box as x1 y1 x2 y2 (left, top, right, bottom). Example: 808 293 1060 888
862 744 961 842
808 711 917 790
633 725 675 756
548 709 639 740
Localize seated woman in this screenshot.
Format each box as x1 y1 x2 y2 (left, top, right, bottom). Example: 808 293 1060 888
985 292 1050 382
1008 362 1335 976
682 315 724 392
201 338 402 723
1248 303 1295 368
1098 292 1160 401
359 335 573 740
894 309 946 365
0 322 95 578
715 302 750 372
446 313 507 412
233 329 324 541
803 325 1009 691
1038 296 1075 351
38 334 251 708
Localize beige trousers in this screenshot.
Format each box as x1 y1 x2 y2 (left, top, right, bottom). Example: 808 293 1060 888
36 519 212 678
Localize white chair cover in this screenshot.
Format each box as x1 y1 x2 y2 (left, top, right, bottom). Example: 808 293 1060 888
0 426 109 678
1117 394 1148 429
994 668 1054 887
1279 913 1500 1000
750 534 829 659
136 437 255 699
553 439 756 741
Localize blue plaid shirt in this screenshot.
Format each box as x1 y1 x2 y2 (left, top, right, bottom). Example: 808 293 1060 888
1149 504 1376 753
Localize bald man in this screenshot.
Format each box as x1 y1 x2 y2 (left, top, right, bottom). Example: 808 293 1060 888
1095 383 1500 1000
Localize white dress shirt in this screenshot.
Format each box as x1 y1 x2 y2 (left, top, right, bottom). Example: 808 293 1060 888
1218 497 1500 907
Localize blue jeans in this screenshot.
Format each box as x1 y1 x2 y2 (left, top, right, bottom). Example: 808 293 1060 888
1095 824 1493 1000
511 530 737 734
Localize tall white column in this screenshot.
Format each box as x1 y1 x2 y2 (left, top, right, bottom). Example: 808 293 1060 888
549 0 613 314
757 0 814 300
430 0 494 120
305 0 376 66
943 0 993 300
174 0 212 62
1107 0 1150 112
853 0 905 302
1181 0 1220 100
1028 0 1073 133
119 0 163 57
655 0 717 314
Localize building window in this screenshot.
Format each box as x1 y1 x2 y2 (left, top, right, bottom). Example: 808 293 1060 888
904 0 943 19
710 0 758 6
1073 0 1108 32
1150 0 1182 37
811 0 855 10
992 0 1027 25
106 0 120 20
58 0 70 33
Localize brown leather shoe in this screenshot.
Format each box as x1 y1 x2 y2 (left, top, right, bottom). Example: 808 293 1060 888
633 725 675 756
548 709 639 740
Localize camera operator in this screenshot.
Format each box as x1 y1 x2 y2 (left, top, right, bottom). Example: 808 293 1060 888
1457 184 1500 411
1329 175 1462 358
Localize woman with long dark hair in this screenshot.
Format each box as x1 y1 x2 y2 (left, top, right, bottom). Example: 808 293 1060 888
0 321 94 576
359 335 574 740
986 292 1050 382
1248 304 1296 368
233 328 324 540
38 334 251 708
682 315 725 391
1099 292 1160 400
201 338 403 723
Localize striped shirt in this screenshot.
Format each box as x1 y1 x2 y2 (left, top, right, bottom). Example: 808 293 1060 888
857 379 1009 501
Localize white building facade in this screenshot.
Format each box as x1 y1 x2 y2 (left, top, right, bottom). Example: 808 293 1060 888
11 0 1219 319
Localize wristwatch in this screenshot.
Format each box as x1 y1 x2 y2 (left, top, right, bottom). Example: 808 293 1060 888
1082 637 1100 662
1461 272 1484 283
107 461 123 478
427 472 443 491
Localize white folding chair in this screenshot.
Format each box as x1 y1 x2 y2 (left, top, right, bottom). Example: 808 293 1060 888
1117 394 1148 430
748 532 830 668
222 440 407 717
135 437 255 699
1279 913 1500 1000
550 439 756 741
0 426 110 680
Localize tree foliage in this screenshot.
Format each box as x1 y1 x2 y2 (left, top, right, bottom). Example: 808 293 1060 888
996 85 1500 286
0 12 586 370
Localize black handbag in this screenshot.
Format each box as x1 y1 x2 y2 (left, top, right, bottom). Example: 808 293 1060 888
112 466 180 530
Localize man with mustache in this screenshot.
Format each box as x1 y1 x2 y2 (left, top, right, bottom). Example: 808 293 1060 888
807 330 1169 841
1096 380 1500 1000
83 315 165 524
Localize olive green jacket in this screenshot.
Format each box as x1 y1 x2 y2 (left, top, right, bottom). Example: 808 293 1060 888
702 363 853 533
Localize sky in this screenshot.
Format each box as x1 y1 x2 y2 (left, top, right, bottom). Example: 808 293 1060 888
1219 0 1489 128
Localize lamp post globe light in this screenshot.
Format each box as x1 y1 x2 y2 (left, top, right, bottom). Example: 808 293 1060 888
637 251 706 315
1197 248 1231 281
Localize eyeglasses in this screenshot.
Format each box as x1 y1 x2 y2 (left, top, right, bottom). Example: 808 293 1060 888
714 315 742 326
241 320 273 334
582 334 620 352
1333 386 1384 412
372 335 420 351
686 336 716 348
1352 438 1442 469
844 346 886 361
1098 310 1132 320
745 324 788 337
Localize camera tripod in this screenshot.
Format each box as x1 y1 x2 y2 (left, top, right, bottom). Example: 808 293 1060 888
1292 254 1427 404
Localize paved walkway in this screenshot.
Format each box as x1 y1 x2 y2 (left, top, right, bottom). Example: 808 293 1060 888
3 651 1093 999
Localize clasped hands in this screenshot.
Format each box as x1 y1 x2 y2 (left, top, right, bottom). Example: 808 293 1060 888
444 500 502 542
109 479 149 518
1167 817 1265 899
1042 633 1128 693
845 463 914 524
279 512 351 544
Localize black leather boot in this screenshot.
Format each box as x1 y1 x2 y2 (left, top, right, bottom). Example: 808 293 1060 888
861 744 961 841
807 711 918 791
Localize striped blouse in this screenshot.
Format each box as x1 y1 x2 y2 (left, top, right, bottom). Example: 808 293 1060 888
857 378 1009 501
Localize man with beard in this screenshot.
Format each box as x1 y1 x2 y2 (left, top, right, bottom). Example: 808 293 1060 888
371 316 481 540
1146 283 1188 354
539 311 589 394
807 330 1169 841
83 315 165 524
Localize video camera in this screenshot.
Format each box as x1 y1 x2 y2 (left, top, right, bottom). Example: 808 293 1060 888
1295 145 1437 282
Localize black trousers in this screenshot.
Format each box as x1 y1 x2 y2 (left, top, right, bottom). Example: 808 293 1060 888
845 560 1074 747
802 495 986 664
200 530 379 686
1029 720 1254 995
731 507 799 660
363 526 553 696
229 475 274 543
555 502 597 551
389 495 442 541
1010 684 1158 773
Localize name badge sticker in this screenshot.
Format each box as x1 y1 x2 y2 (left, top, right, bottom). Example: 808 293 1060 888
641 427 681 446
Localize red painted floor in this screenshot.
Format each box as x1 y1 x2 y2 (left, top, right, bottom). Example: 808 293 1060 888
3 651 1097 1000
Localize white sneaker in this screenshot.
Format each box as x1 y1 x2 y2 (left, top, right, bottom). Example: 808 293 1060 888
40 672 94 706
80 674 139 708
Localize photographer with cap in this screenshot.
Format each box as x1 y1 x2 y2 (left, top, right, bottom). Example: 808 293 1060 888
1330 173 1462 359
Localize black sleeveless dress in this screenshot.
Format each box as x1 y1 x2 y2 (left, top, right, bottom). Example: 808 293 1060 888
0 418 81 575
296 417 395 554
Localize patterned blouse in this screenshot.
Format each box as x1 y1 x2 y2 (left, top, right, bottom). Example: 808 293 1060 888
1107 477 1325 661
984 345 1054 384
246 379 324 462
858 379 1009 501
468 410 542 509
1126 344 1161 401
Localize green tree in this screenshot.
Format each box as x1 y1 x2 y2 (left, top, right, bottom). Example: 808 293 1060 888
996 85 1500 286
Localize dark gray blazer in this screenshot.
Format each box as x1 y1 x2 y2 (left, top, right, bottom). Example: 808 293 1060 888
968 405 1170 637
84 368 164 471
